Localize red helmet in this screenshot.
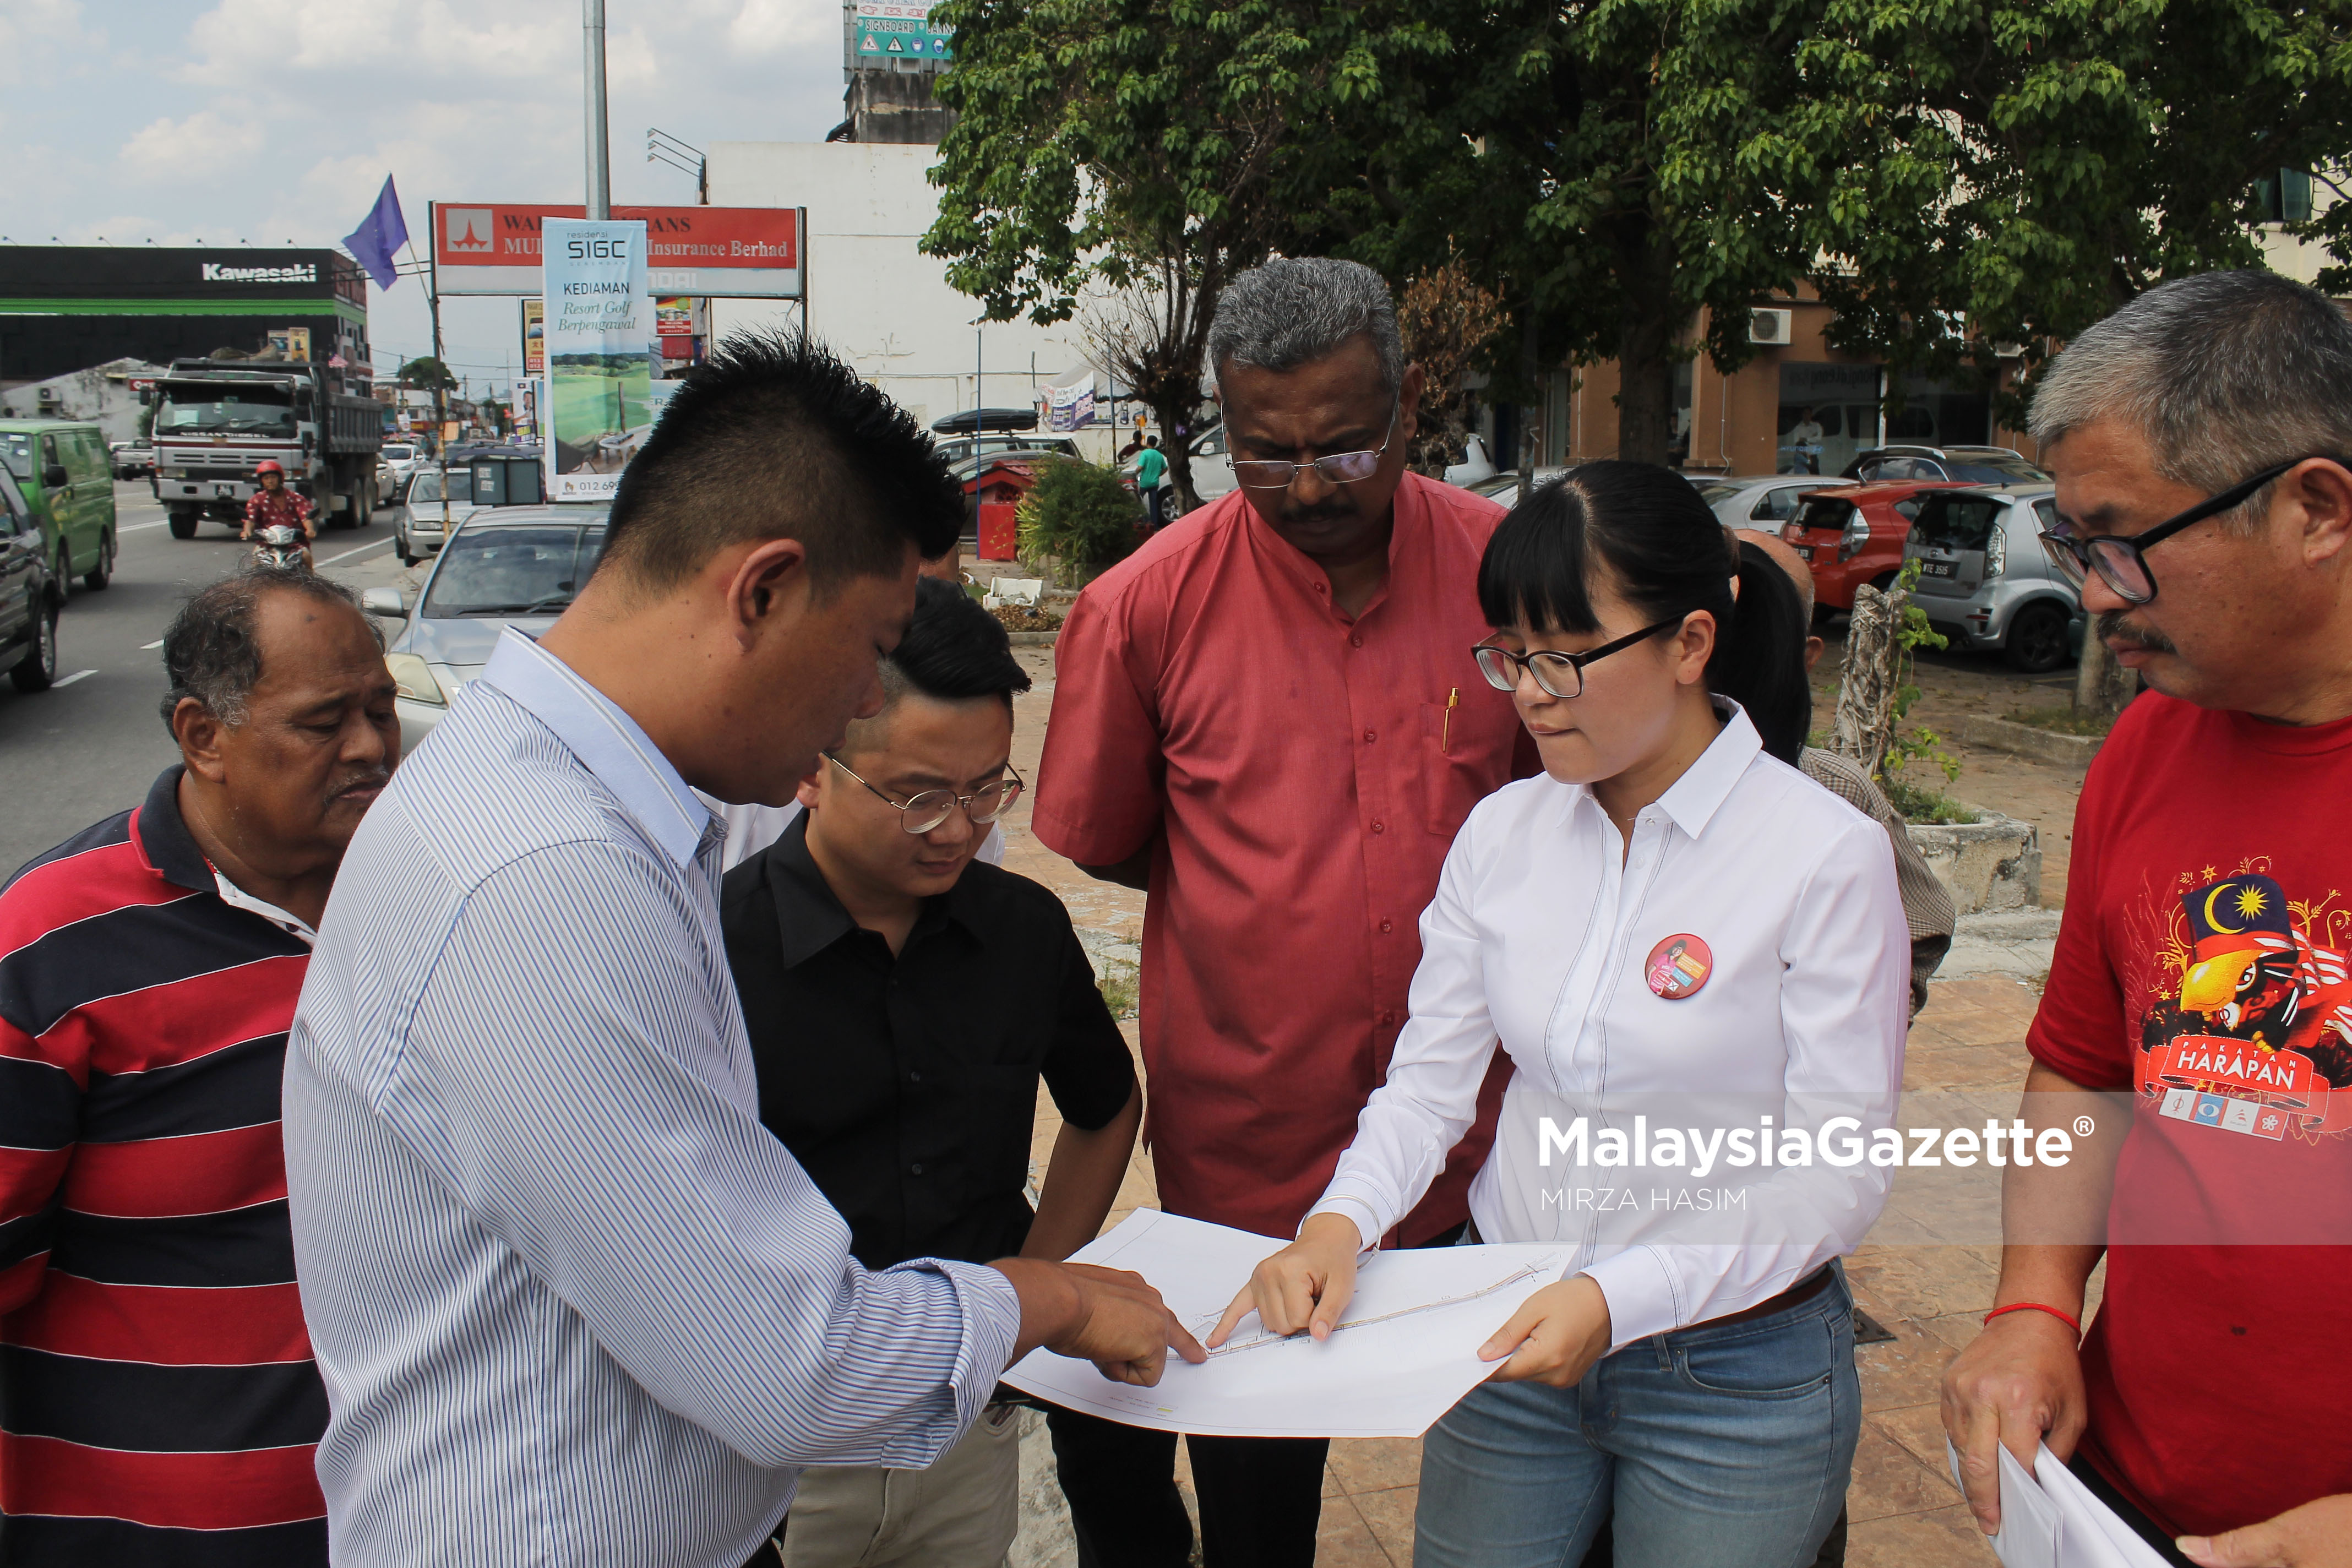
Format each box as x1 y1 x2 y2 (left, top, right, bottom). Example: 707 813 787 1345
254 460 285 477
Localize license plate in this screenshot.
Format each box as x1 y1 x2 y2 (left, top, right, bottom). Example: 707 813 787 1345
214 483 238 498
1792 544 1814 560
1921 560 1956 578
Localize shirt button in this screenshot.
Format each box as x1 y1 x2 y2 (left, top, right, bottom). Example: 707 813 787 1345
1363 729 1376 744
1370 819 1385 834
1381 1010 1397 1026
1349 633 1363 648
908 1071 922 1085
1379 917 1394 933
910 1163 924 1176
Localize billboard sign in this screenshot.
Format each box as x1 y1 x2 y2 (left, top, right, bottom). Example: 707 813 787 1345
432 203 803 296
853 0 952 61
520 298 545 375
543 218 654 503
1047 378 1096 431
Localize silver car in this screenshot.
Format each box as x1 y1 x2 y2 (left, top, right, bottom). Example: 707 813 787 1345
386 466 489 566
1694 474 1857 530
363 505 609 753
1901 483 2079 672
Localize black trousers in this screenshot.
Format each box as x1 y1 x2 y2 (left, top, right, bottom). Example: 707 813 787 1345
1047 1406 1328 1568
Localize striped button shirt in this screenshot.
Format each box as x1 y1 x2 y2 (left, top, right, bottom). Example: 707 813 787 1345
285 629 1022 1568
0 765 329 1566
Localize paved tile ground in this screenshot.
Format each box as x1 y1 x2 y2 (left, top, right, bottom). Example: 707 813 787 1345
1000 635 2104 1565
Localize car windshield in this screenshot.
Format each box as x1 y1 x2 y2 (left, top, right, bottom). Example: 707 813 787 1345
156 383 296 434
1794 497 1855 531
1695 483 1743 505
1911 496 2006 552
383 445 416 461
1946 459 2049 483
405 468 475 504
422 525 606 618
0 433 30 480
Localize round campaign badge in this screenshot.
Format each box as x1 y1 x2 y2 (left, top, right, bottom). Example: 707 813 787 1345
1644 934 1713 1000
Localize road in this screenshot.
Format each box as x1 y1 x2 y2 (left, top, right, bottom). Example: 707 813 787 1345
0 479 413 874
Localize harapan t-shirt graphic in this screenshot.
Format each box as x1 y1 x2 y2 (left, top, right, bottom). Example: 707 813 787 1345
2126 867 2352 1141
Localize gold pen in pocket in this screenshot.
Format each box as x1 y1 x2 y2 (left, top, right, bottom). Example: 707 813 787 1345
1441 687 1459 755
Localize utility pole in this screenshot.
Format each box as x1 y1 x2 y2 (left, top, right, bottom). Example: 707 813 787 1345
584 0 612 220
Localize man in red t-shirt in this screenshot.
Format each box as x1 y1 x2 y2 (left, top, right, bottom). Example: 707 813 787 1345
1942 270 2352 1568
1034 257 1532 1566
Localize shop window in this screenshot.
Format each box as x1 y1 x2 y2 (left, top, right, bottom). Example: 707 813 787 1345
1777 363 1880 476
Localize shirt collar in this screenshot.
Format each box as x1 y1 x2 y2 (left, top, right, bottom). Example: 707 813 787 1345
133 764 214 892
212 870 317 945
478 628 712 867
1651 699 1763 840
1240 469 1431 619
763 809 982 968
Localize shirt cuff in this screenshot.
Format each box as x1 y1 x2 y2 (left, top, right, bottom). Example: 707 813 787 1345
1306 1195 1384 1256
1580 1247 1682 1349
929 1259 1026 1434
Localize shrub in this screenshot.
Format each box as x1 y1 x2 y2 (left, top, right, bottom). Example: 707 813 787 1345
1015 458 1143 581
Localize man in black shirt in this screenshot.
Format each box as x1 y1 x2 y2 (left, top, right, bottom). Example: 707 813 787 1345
722 577 1141 1568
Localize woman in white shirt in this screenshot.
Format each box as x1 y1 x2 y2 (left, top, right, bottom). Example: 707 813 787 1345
1213 461 1909 1567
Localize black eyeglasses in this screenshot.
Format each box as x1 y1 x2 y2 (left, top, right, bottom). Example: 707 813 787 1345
1472 617 1688 700
824 754 1025 835
2037 456 2340 606
1230 399 1401 490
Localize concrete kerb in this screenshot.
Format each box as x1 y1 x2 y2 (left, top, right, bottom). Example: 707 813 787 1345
1907 807 2043 917
1952 714 2103 770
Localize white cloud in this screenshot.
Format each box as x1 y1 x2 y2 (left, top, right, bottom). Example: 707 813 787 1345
118 110 266 178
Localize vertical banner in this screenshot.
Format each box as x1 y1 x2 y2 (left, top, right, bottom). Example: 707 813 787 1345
543 217 652 502
520 298 545 375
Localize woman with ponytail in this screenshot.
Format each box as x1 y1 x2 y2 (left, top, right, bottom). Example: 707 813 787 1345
1213 462 1909 1567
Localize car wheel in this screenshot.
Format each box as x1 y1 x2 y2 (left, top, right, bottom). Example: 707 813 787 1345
51 551 69 603
167 509 198 540
2005 602 2072 673
11 597 57 692
83 531 113 591
398 531 418 567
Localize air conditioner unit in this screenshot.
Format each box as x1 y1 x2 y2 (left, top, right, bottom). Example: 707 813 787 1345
35 386 57 405
1749 308 1794 346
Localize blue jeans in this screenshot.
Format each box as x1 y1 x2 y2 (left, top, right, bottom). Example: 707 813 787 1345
1414 1262 1859 1568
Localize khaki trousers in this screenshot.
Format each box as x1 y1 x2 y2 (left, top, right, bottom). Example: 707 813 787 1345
778 1401 1023 1568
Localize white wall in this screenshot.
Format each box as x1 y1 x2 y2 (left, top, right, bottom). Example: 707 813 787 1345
0 359 163 443
703 141 1121 460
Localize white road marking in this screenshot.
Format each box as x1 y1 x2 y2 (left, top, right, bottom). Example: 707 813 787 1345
319 538 390 568
141 639 164 650
119 519 175 533
53 669 96 688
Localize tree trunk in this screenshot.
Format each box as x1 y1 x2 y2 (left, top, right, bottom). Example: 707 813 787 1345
1831 581 1904 779
1516 304 1540 504
2072 629 2139 716
1614 222 1683 468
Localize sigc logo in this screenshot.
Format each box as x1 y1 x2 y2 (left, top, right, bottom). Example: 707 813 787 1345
566 236 630 260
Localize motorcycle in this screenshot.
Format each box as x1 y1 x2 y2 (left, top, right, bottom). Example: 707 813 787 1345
251 524 309 571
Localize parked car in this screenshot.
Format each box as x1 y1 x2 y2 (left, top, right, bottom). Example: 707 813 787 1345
0 466 58 693
364 505 610 754
386 466 488 567
1465 467 1570 503
1842 445 2049 485
0 420 117 596
938 432 1078 469
1902 483 2080 672
1780 479 1978 611
111 439 154 479
1694 474 1858 530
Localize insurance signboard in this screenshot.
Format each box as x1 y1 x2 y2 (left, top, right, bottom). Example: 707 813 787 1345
432 203 803 297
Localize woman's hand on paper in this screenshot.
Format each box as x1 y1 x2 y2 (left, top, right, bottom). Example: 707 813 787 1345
1207 1212 1364 1347
2180 1494 2352 1567
1477 1275 1613 1387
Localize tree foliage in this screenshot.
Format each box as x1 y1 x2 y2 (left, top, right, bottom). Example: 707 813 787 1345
398 356 457 392
1015 457 1144 581
1396 254 1511 476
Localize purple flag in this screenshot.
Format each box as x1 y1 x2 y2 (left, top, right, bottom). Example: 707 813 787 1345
342 176 409 290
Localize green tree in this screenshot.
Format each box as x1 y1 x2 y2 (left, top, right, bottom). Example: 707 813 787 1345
923 0 1441 505
398 356 458 392
1815 0 2352 427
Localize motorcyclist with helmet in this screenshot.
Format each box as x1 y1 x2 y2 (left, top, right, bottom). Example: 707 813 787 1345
243 460 317 568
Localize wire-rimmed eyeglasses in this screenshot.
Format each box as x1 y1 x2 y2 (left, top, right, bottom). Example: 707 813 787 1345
825 753 1025 834
2037 456 2343 607
1472 617 1688 700
1231 398 1401 490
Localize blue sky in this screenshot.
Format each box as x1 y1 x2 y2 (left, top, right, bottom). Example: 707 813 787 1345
0 0 848 394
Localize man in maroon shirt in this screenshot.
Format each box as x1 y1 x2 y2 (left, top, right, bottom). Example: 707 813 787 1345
1941 270 2352 1568
1033 257 1532 1566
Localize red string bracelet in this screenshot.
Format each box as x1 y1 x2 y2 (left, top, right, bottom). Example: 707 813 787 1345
1983 1302 2081 1336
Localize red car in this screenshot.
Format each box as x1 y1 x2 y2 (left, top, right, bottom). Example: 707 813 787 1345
1780 480 1979 611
